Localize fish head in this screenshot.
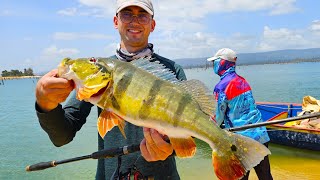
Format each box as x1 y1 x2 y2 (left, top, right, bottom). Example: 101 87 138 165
58 57 114 102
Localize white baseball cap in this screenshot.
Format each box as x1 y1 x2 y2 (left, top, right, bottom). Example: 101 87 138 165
207 48 237 62
116 0 154 16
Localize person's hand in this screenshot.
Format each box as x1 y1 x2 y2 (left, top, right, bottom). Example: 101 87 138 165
140 128 173 161
36 69 74 112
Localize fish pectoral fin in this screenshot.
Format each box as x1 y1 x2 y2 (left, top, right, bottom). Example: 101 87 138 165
76 87 87 101
77 86 98 101
169 137 196 158
97 110 126 139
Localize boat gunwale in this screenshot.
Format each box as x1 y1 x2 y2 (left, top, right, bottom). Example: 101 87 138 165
260 105 320 134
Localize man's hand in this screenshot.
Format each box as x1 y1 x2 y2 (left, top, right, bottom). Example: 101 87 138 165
36 69 74 112
140 128 173 161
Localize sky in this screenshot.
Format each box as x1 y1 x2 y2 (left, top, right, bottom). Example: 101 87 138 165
1 0 320 74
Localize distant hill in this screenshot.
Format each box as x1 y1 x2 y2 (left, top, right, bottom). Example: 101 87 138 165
174 48 320 68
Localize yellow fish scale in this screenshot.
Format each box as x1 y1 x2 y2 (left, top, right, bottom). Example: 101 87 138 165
113 65 179 125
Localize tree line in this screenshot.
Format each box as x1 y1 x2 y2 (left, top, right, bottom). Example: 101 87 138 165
182 58 320 69
1 68 34 77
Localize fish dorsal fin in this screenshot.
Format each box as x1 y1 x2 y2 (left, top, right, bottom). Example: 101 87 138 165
179 79 216 116
131 58 180 84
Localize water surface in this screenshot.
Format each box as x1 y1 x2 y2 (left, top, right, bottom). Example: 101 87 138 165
0 62 319 179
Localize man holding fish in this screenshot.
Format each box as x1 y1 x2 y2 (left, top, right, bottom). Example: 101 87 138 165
36 0 186 179
35 0 270 180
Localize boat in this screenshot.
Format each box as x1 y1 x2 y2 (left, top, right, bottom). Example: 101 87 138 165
257 102 320 151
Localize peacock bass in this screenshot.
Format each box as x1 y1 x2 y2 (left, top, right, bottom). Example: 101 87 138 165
58 57 270 180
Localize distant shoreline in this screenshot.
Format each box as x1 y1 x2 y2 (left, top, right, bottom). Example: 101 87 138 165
183 59 320 69
0 75 41 80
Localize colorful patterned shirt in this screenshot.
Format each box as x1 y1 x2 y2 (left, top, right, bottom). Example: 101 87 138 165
213 59 270 144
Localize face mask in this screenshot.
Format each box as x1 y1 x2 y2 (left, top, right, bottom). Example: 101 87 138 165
213 58 221 74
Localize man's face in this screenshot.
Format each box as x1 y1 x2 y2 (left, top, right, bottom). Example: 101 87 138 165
114 6 156 50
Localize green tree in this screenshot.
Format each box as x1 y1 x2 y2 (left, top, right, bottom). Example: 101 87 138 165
23 68 34 76
1 68 34 77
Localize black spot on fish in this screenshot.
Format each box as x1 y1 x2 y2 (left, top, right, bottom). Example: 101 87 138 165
231 144 237 152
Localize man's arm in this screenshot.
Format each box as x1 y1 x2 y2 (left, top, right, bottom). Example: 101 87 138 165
215 92 228 126
174 63 187 81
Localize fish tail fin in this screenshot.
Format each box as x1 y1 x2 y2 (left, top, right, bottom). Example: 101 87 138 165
212 132 270 180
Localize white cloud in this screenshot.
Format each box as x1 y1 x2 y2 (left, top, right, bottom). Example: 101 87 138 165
42 45 80 57
152 21 320 58
152 31 256 59
53 32 111 40
153 0 299 19
52 0 320 59
60 0 299 37
57 7 106 17
268 0 300 15
58 0 298 18
150 0 299 35
57 0 115 17
310 20 320 35
258 26 307 51
57 7 77 16
27 46 81 73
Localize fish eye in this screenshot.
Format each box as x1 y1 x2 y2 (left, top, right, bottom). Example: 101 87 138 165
90 57 97 63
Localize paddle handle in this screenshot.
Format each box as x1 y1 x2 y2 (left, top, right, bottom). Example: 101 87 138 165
26 161 56 171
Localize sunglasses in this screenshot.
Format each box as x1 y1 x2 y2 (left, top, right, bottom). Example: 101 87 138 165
118 11 152 25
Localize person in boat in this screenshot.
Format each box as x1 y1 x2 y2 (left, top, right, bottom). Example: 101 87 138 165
207 48 273 180
34 0 186 179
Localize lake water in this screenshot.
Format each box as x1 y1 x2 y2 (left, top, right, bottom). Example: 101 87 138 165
0 62 319 180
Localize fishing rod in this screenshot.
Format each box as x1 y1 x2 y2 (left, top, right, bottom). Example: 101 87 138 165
227 112 320 132
26 112 320 172
26 143 140 172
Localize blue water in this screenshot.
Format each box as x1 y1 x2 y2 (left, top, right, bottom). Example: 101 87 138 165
186 62 320 103
0 62 319 180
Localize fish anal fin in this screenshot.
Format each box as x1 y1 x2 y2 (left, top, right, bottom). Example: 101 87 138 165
97 110 126 139
212 152 246 180
169 137 196 158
